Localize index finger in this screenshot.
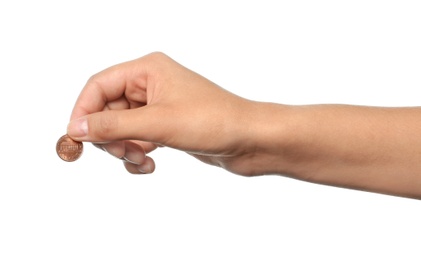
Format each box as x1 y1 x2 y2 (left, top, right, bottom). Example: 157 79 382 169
69 58 148 121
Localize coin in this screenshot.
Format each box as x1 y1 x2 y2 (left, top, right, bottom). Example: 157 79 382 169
56 134 83 162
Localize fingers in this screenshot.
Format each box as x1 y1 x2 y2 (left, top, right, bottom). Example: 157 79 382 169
123 156 155 174
94 140 156 174
102 142 126 159
95 140 153 163
70 52 177 122
69 57 149 121
129 140 158 154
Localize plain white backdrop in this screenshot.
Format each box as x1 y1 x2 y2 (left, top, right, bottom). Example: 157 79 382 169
1 1 420 259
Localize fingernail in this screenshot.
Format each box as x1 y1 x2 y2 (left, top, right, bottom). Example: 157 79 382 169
137 164 152 174
123 150 145 165
93 143 106 152
67 118 88 138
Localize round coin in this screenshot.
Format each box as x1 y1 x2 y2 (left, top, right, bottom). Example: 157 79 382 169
56 134 83 162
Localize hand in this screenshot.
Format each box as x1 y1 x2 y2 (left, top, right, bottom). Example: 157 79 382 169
67 52 261 175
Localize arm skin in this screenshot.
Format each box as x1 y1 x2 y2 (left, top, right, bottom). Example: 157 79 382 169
245 103 421 199
67 52 421 199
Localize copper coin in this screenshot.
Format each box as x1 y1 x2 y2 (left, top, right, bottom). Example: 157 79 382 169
56 134 83 162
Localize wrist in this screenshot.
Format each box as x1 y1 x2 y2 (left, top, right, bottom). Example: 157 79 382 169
238 101 302 176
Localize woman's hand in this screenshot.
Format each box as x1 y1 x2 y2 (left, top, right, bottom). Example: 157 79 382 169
67 52 262 175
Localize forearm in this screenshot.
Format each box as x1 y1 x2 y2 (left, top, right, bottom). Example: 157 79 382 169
251 103 421 199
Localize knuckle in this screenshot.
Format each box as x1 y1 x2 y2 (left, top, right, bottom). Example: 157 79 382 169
147 51 167 60
86 73 101 87
144 51 170 66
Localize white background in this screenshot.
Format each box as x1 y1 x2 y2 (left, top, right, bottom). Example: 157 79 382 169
1 1 420 259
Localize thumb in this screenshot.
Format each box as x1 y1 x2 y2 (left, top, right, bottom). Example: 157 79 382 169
67 107 159 143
